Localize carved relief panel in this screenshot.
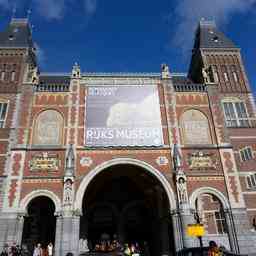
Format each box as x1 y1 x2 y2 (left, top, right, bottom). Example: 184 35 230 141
33 110 63 145
180 109 212 145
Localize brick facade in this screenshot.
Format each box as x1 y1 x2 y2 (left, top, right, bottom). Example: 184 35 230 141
0 18 256 256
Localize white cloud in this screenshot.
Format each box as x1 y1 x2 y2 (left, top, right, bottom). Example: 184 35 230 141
172 0 256 53
34 42 46 66
84 0 97 16
0 0 98 21
33 0 66 20
0 0 12 10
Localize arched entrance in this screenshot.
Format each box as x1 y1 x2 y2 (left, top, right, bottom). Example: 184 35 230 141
79 163 175 255
21 196 56 253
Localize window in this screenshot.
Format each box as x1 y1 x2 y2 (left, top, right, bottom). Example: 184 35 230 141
223 72 229 82
231 65 239 83
246 174 256 189
1 71 5 81
211 65 219 83
223 101 250 127
221 65 229 82
0 102 8 128
11 71 15 81
240 147 253 162
214 211 227 234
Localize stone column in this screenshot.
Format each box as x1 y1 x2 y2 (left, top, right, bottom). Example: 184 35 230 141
171 210 183 252
16 213 25 245
0 212 25 250
54 212 80 256
54 214 63 256
179 208 198 248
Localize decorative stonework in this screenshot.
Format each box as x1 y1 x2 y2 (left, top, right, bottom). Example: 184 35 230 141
156 156 169 166
29 153 60 172
180 109 212 145
188 177 224 181
80 156 93 167
188 151 216 170
33 110 63 145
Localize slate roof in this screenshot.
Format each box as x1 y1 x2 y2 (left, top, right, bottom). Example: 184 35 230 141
194 20 238 49
171 73 193 85
0 18 33 48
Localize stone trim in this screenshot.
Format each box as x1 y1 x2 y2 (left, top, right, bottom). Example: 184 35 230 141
189 186 229 210
19 189 61 213
75 158 176 211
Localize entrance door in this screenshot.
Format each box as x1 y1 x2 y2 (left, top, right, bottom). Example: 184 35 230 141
22 196 56 253
80 164 175 255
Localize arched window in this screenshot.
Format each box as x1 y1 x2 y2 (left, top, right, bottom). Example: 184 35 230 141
222 98 250 127
11 71 15 81
180 109 212 145
195 193 227 235
33 110 64 145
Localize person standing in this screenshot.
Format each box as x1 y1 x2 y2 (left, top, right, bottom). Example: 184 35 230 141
33 244 43 256
0 244 8 256
208 241 221 256
47 243 53 256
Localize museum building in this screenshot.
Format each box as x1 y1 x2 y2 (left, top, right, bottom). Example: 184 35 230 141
0 17 256 256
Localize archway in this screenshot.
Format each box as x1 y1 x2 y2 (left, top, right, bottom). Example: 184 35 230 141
21 196 56 254
190 188 230 249
79 163 175 255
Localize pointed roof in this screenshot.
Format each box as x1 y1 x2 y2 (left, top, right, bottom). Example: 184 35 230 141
193 20 238 50
0 18 34 48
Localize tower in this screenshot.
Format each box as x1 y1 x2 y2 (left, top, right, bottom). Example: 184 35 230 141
188 20 256 254
0 18 37 247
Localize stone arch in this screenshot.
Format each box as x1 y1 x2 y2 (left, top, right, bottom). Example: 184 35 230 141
32 109 64 145
180 108 212 145
75 158 176 212
189 187 229 210
20 189 62 213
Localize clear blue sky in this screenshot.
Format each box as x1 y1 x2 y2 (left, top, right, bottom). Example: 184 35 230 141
0 0 255 92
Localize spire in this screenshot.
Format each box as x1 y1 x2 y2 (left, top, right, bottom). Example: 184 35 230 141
65 144 75 177
193 19 238 50
0 18 33 49
72 62 81 78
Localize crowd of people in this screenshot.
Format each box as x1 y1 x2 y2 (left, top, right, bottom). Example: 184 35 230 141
0 240 225 256
0 243 53 256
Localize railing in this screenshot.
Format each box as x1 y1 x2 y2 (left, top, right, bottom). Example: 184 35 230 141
33 83 70 92
174 84 206 92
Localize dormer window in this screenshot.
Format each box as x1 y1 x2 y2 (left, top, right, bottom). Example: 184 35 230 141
9 35 14 41
1 71 5 81
213 36 219 42
224 72 229 82
231 66 239 83
11 71 16 81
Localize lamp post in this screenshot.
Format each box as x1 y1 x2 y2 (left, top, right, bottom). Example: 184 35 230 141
194 211 204 253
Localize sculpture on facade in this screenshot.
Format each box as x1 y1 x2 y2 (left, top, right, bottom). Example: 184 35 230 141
161 63 170 79
176 176 188 204
202 67 209 84
79 238 89 253
63 179 73 206
173 144 182 171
